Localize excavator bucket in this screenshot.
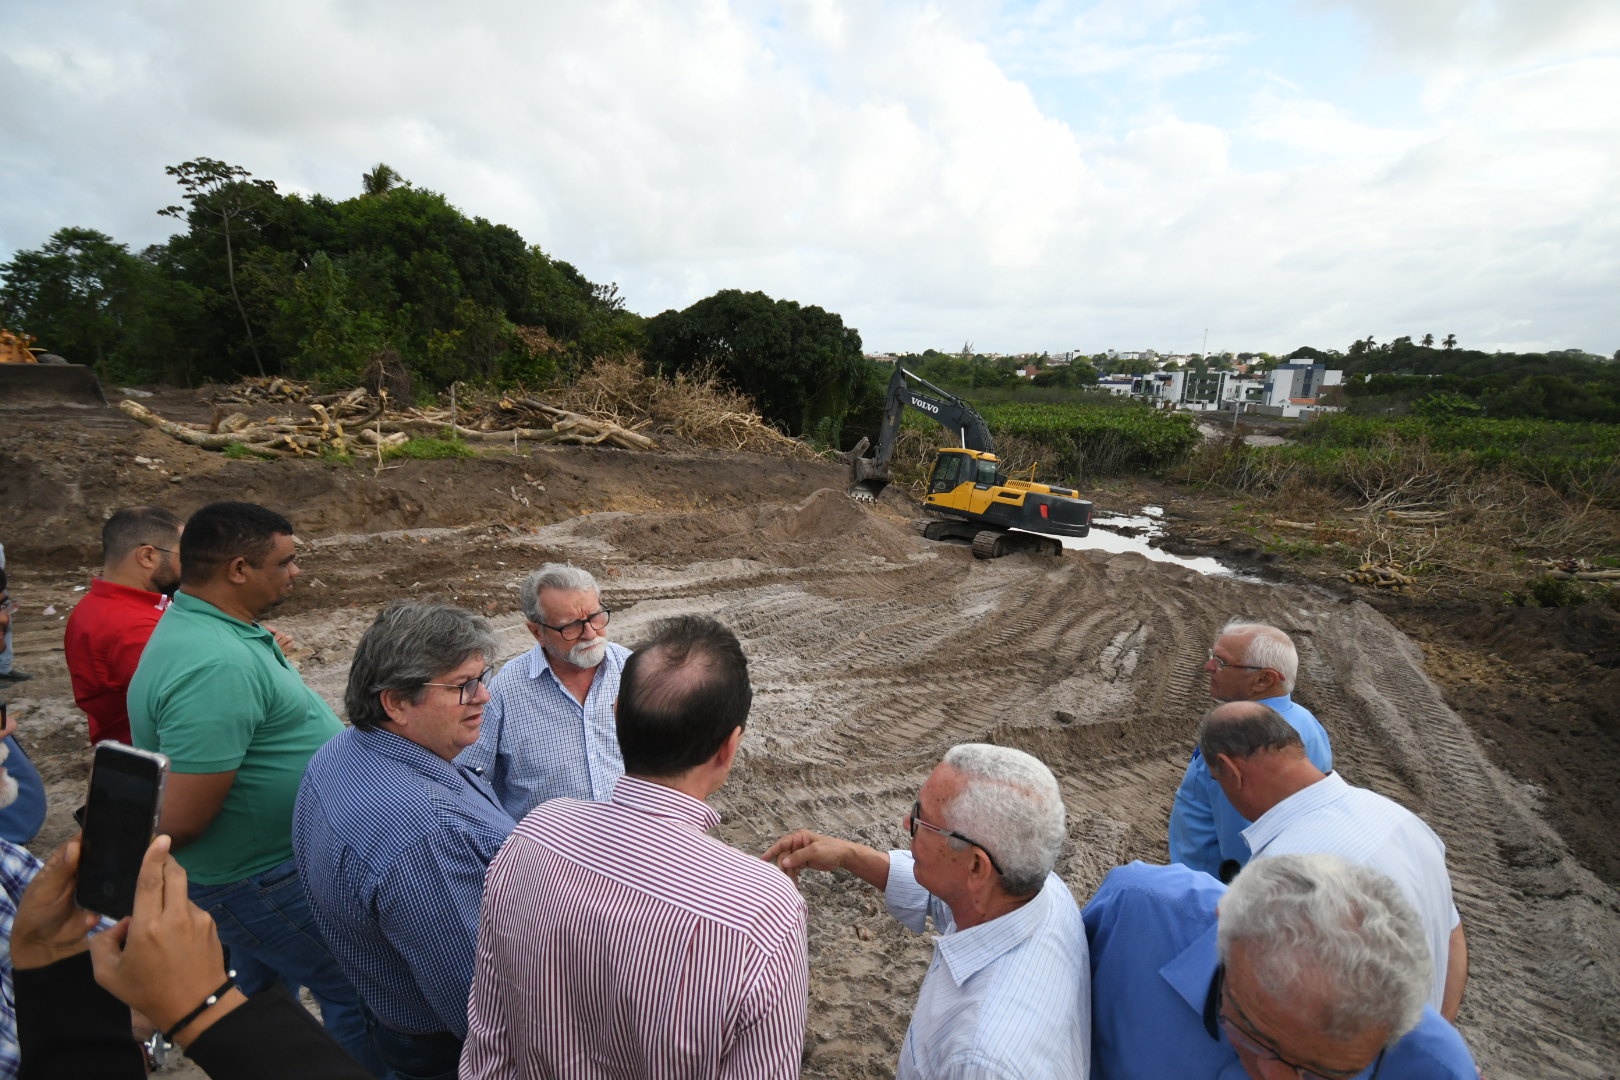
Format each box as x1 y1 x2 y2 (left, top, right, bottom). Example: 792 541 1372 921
0 361 109 408
846 437 892 502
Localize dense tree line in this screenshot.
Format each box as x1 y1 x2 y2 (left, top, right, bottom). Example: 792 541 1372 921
642 289 866 441
1286 337 1620 423
1 160 642 393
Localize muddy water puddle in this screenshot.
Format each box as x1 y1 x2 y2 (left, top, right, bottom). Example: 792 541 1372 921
1050 505 1255 578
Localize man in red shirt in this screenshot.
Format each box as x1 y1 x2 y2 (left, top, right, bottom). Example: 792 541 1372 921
64 506 183 745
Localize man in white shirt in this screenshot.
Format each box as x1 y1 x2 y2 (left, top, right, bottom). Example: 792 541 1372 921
1198 700 1468 1020
767 744 1089 1079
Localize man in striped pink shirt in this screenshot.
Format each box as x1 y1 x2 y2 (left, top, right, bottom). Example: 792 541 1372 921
460 615 808 1080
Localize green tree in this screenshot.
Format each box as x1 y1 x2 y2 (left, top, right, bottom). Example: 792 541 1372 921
0 227 145 379
1443 333 1457 350
361 163 403 198
1421 333 1435 348
160 158 281 376
643 289 865 439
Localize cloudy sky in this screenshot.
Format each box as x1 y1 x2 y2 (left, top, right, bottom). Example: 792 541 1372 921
3 0 1616 357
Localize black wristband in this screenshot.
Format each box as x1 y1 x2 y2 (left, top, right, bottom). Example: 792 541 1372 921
163 972 237 1042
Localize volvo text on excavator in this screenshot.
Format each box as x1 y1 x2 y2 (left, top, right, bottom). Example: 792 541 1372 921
847 366 1092 559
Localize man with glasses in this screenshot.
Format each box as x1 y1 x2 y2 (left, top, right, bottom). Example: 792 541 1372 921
129 502 384 1076
64 506 184 745
458 562 629 820
766 744 1088 1079
1170 620 1332 882
1083 853 1476 1079
295 601 516 1080
462 615 807 1079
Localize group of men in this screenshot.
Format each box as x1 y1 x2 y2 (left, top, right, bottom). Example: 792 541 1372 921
13 497 1481 1079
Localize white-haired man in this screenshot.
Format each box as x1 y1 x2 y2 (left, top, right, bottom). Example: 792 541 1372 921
1084 854 1476 1079
1198 700 1469 1021
457 562 630 820
1170 620 1332 881
767 744 1089 1079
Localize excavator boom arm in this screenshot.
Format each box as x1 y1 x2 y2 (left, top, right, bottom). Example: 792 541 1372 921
849 366 994 499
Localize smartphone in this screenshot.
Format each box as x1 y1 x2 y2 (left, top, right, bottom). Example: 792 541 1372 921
76 743 170 919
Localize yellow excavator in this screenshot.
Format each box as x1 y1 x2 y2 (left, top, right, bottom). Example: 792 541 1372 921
0 328 108 407
848 366 1092 558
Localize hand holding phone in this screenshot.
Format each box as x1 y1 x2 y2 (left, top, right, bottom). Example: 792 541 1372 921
76 743 169 919
11 835 101 970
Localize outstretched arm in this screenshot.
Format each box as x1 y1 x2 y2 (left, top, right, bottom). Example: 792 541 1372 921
1442 922 1469 1022
763 830 890 892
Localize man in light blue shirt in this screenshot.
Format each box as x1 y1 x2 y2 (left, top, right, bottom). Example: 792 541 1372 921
1083 855 1477 1080
458 563 630 820
295 600 517 1080
768 744 1089 1079
1169 620 1331 881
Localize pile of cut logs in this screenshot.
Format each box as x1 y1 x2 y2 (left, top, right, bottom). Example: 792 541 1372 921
120 379 656 459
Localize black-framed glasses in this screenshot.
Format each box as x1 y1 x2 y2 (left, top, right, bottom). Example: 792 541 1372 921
1207 648 1265 672
147 546 176 555
537 609 611 641
1214 966 1384 1080
907 800 1004 875
421 666 494 705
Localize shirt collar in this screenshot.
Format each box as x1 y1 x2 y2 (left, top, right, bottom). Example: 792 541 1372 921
934 873 1060 986
1243 771 1347 852
89 578 171 610
353 725 470 786
611 775 720 833
1160 922 1221 1020
171 589 271 638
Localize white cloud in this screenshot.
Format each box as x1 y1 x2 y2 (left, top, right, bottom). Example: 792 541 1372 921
0 0 1615 356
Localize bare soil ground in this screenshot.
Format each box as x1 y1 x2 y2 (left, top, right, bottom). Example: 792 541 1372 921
2 389 1616 1078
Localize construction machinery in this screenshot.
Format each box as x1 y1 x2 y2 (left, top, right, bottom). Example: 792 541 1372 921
848 366 1092 558
0 328 108 407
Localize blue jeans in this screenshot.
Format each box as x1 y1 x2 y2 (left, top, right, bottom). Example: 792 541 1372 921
190 858 390 1078
364 1008 463 1080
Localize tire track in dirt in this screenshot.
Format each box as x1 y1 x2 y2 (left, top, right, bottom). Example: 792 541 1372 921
34 489 1602 1080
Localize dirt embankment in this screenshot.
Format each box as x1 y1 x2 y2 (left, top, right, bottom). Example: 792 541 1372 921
2 391 1617 1079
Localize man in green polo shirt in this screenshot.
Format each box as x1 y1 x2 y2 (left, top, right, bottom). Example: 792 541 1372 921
128 501 384 1076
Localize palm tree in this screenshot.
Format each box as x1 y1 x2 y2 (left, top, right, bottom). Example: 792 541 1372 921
1421 333 1434 348
361 163 402 198
1443 333 1457 350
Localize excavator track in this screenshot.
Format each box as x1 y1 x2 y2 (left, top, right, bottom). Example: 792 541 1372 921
972 530 1007 559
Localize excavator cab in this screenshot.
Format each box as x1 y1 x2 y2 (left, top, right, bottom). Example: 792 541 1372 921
927 448 1004 499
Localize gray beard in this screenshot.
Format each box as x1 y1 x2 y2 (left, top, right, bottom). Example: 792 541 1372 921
566 639 608 669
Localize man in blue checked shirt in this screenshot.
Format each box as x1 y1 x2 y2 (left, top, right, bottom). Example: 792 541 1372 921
0 815 44 1080
294 601 517 1080
767 744 1089 1079
457 563 631 820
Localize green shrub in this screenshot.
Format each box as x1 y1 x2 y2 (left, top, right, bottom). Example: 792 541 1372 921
383 437 476 461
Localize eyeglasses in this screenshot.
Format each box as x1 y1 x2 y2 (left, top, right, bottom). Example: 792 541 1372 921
1208 648 1265 672
537 609 611 641
147 546 176 555
0 597 17 615
1218 972 1384 1080
907 800 1004 876
421 666 494 705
